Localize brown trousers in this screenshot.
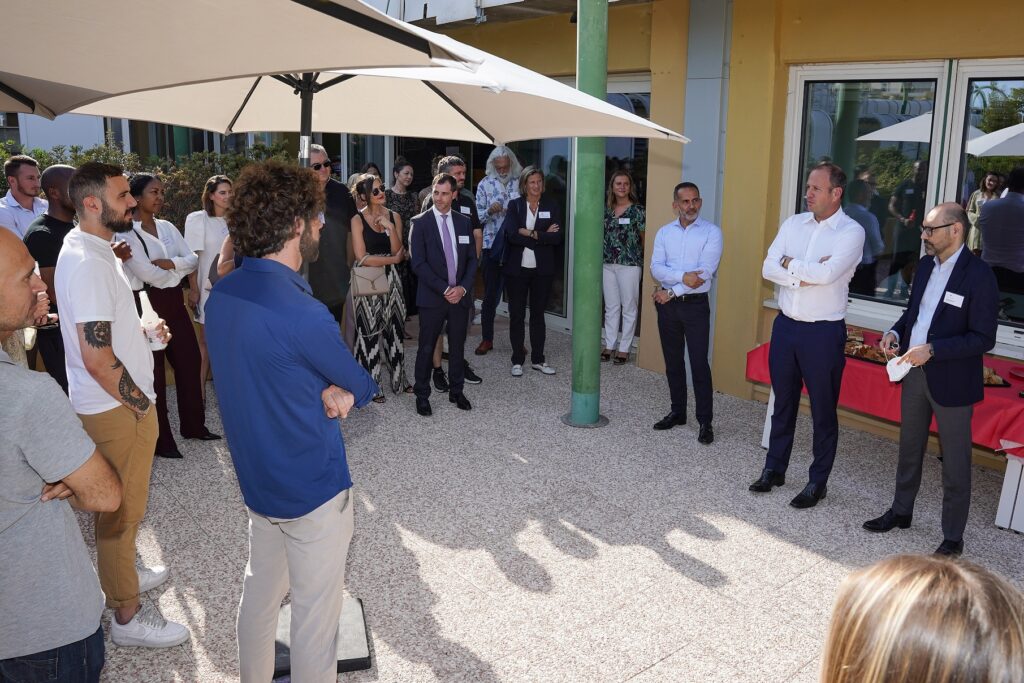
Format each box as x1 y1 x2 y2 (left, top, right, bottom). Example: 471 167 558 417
78 406 158 608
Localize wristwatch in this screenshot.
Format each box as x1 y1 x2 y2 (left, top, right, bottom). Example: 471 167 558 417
665 289 676 300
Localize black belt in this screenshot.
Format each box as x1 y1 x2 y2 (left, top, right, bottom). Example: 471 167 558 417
673 292 708 302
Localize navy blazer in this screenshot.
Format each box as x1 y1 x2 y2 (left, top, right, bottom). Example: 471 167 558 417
410 209 478 309
890 248 998 407
501 196 564 277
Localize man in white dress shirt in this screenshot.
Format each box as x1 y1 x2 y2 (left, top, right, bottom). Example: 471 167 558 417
650 182 723 445
751 162 865 508
0 155 48 238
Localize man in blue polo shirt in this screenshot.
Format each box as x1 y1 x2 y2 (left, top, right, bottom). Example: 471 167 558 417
205 160 377 683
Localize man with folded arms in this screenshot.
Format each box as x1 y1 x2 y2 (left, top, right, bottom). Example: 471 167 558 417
864 203 998 557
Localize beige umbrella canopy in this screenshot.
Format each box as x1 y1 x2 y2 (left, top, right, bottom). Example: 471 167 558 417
0 0 475 118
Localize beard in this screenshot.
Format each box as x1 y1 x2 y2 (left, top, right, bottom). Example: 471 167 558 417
101 200 134 234
299 220 320 263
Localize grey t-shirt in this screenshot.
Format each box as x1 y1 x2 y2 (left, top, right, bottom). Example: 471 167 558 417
0 349 104 659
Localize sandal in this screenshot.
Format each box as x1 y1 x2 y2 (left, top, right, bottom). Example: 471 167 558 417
372 394 387 404
613 353 629 365
403 385 415 394
600 350 612 362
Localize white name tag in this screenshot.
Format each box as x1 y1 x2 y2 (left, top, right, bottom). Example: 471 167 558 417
458 235 470 244
943 291 964 308
618 217 630 225
460 206 471 214
539 211 551 218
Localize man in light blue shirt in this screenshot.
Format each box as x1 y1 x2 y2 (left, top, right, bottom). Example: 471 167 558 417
650 182 723 444
846 179 885 296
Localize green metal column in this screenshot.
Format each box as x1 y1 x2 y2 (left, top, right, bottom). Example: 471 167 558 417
565 0 608 427
172 125 190 161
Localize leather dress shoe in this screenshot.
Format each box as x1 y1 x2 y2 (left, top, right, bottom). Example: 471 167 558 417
697 423 714 445
156 446 183 459
790 482 827 509
416 398 432 417
934 539 964 557
862 509 912 533
653 412 686 431
432 367 450 392
475 340 493 355
449 393 472 411
187 430 221 441
463 363 482 384
749 468 785 492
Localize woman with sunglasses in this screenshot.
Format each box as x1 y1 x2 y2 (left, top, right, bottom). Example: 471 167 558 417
184 174 232 403
350 174 409 402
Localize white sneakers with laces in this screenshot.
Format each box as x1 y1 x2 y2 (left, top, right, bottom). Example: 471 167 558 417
110 603 190 648
137 561 169 593
511 364 524 377
532 363 556 375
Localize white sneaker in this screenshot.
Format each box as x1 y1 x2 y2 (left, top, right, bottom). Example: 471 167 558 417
473 313 482 325
511 364 524 377
532 363 556 375
110 603 190 648
137 561 169 593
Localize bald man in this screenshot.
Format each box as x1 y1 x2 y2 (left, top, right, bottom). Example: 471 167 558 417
24 164 77 392
864 202 999 557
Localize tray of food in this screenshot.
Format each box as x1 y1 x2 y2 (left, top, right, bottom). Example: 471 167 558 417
984 366 1011 387
844 340 888 365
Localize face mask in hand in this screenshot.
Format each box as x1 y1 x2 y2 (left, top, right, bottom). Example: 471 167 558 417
886 355 912 383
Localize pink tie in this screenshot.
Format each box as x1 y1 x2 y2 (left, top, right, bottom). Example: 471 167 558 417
440 213 457 287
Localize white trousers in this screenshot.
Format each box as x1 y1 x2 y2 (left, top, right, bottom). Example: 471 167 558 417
237 489 354 683
602 263 642 353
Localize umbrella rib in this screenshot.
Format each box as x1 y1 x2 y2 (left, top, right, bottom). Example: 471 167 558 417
288 0 431 56
423 82 495 142
272 74 301 90
0 79 36 111
227 77 263 134
316 74 355 92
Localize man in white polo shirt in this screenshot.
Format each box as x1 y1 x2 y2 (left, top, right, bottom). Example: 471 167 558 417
56 162 187 648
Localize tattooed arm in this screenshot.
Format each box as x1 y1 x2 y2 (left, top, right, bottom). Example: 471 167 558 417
77 321 151 418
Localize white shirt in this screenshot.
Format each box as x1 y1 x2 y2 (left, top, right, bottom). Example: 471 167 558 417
904 245 965 348
183 210 229 324
0 190 48 239
762 209 865 322
650 215 724 295
521 203 538 269
55 228 156 415
122 219 199 291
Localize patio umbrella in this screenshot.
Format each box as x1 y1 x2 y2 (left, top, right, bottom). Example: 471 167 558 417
857 112 983 143
966 122 1024 157
71 47 687 145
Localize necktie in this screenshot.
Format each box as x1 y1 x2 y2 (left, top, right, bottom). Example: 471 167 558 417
440 213 457 287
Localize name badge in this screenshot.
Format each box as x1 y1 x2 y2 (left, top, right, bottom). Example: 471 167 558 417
458 235 470 244
943 291 964 308
460 206 471 214
539 211 551 218
618 217 630 225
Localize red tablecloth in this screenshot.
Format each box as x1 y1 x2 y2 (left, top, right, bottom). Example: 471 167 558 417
745 343 1024 453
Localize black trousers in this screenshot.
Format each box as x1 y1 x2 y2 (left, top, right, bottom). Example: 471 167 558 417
506 270 553 365
35 325 68 394
765 314 846 484
655 294 713 425
849 262 877 296
415 302 469 398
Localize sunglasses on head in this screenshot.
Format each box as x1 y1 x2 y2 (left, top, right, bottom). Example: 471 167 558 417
311 162 332 171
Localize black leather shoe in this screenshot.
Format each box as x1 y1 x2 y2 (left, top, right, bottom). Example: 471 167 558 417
863 509 912 533
697 423 714 445
653 412 686 431
749 468 785 492
790 482 827 509
463 363 482 385
186 430 221 441
156 446 183 459
432 367 450 392
449 393 472 411
416 398 432 417
934 539 964 557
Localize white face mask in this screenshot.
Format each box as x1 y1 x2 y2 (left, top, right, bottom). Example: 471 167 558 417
886 355 912 383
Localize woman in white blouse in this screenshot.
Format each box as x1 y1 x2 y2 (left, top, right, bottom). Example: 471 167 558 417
124 173 220 459
184 174 232 402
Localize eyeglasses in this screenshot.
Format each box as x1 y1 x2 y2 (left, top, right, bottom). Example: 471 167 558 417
311 162 332 171
919 222 955 237
371 186 383 197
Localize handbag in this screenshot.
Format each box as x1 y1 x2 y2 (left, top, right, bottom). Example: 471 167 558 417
350 256 389 297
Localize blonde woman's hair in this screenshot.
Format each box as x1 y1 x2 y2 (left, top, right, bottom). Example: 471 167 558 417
821 555 1024 683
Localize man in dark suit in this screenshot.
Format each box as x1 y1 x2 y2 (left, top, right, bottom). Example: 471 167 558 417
307 144 357 323
979 166 1024 295
410 173 478 416
864 202 999 557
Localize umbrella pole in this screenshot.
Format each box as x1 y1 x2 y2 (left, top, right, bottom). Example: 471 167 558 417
563 0 608 428
298 72 315 167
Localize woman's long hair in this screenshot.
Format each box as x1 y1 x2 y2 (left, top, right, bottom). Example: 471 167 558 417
605 170 638 210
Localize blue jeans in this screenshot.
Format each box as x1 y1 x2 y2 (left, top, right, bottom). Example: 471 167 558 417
0 626 104 683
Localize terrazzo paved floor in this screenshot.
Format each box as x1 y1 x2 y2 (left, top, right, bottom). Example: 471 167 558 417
84 323 1023 682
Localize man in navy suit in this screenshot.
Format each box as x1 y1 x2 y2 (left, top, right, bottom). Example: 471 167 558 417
864 202 999 557
410 173 478 416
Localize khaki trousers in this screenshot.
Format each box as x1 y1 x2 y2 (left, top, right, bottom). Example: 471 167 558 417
237 489 354 683
78 406 158 609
